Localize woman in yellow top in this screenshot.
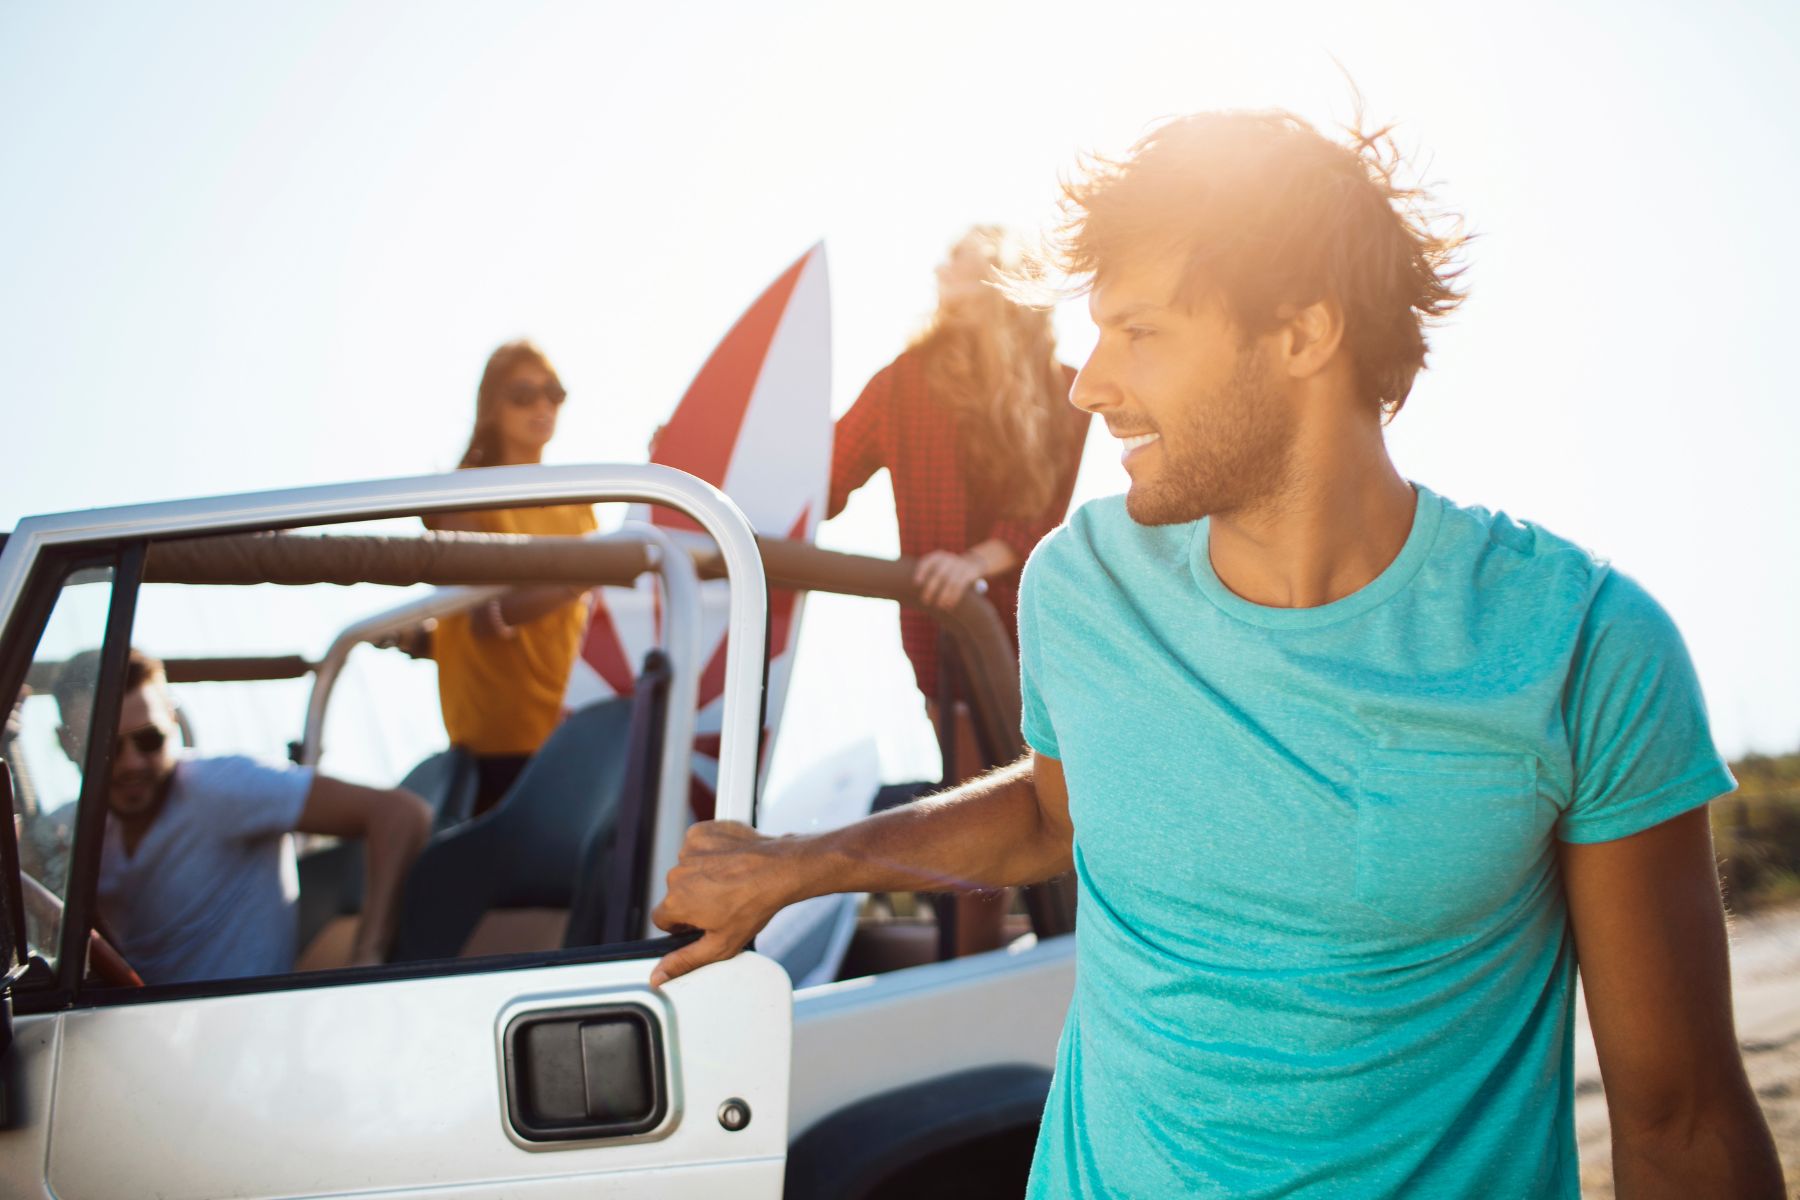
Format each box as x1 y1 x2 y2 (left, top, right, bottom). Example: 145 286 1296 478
424 340 598 815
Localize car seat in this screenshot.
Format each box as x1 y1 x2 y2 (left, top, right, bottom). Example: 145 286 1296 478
293 747 477 955
388 653 667 963
409 747 479 832
561 650 671 949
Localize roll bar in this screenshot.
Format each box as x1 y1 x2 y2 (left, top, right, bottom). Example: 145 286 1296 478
0 464 770 828
142 529 652 588
293 522 705 931
121 526 1025 770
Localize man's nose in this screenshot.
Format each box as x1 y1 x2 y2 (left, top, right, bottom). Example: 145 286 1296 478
114 740 145 772
1069 353 1115 415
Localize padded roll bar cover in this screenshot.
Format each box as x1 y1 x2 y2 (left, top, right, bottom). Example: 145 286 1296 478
783 1064 1052 1200
693 537 1024 769
143 531 651 588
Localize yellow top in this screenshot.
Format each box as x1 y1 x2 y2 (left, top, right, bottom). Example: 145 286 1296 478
432 502 600 757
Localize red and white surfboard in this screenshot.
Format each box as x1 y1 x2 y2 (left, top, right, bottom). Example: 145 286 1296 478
564 243 832 819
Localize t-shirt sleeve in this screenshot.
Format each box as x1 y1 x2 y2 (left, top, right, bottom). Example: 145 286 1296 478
1557 570 1735 844
185 756 315 841
1016 546 1060 759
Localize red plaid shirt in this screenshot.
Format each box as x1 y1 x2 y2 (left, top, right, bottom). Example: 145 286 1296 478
828 349 1088 701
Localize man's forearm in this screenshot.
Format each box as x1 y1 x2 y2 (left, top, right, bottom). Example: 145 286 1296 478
651 754 1073 985
1612 1097 1785 1199
352 795 431 961
775 757 1070 905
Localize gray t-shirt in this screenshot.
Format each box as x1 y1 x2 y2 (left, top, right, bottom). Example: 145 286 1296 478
97 754 313 985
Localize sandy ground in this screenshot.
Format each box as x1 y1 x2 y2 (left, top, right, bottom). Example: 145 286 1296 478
1574 904 1800 1196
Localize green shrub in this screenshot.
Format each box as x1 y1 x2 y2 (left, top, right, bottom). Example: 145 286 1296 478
1714 751 1800 912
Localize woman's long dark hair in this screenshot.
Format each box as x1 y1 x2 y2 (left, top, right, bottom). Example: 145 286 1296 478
458 340 563 469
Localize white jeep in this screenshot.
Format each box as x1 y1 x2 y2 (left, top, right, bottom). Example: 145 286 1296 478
0 464 1075 1199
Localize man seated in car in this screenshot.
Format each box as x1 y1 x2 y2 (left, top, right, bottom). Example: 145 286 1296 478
53 648 432 985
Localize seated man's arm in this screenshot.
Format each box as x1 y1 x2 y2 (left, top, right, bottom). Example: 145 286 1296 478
1563 806 1783 1198
650 752 1074 985
295 777 432 967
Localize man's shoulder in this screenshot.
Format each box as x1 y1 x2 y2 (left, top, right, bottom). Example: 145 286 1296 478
1036 495 1189 560
176 754 310 804
1022 496 1192 605
1428 487 1609 605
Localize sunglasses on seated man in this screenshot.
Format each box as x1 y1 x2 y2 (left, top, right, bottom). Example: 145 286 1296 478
114 722 172 757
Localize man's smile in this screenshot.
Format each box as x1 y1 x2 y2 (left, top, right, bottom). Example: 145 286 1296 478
1119 432 1161 464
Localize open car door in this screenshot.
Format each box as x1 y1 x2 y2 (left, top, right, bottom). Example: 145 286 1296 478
0 465 792 1200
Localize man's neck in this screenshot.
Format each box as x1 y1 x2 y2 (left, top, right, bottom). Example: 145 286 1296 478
1208 423 1416 611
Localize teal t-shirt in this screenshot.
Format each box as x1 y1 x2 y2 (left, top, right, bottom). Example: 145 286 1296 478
1017 485 1734 1199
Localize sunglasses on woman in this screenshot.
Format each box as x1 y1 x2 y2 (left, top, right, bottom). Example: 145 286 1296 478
505 381 567 409
115 723 169 757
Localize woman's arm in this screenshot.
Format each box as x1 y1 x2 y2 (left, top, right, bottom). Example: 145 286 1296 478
421 511 490 533
469 585 590 640
827 363 897 520
913 538 1019 609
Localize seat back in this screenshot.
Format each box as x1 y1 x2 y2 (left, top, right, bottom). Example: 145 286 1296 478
294 839 364 955
294 746 480 955
563 650 671 948
387 697 635 962
400 747 479 832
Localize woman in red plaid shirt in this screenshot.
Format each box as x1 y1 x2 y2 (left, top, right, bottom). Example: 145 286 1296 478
829 226 1089 952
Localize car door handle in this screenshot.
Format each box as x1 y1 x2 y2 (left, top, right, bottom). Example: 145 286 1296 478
503 1003 667 1142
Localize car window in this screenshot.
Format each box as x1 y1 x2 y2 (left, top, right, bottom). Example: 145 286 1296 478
5 564 116 968
66 513 672 994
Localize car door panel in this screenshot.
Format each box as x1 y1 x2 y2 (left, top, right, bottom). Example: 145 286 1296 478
44 953 791 1200
0 466 783 1198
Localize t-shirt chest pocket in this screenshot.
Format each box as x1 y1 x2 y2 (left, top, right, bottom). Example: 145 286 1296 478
1353 748 1542 932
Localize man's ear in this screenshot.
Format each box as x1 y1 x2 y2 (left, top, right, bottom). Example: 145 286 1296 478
1277 298 1346 381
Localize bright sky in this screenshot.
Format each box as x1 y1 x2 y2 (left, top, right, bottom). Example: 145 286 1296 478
3 0 1798 760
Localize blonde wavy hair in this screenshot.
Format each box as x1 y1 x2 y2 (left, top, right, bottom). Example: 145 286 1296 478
910 226 1076 519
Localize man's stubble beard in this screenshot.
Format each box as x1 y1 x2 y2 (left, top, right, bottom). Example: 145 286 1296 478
1124 345 1296 527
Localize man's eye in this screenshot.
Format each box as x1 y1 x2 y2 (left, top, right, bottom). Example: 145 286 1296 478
1126 326 1154 341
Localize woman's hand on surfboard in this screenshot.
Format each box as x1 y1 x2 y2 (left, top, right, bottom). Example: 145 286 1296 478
914 549 986 610
650 820 805 986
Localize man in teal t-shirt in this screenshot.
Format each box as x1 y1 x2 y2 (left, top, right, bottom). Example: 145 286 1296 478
1016 486 1732 1195
650 111 1784 1196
